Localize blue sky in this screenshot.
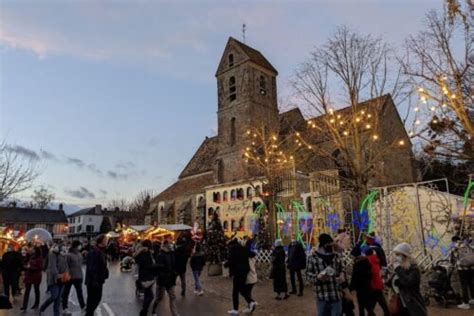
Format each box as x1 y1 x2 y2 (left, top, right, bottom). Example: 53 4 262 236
0 0 443 210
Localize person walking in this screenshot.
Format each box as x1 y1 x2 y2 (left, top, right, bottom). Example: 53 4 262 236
152 239 179 316
306 233 344 316
244 241 258 314
365 248 389 315
287 234 306 296
1 245 22 300
349 246 375 316
451 235 474 309
20 246 43 311
135 239 156 316
226 237 253 315
62 240 85 313
174 235 191 297
190 243 205 296
85 234 109 316
271 239 289 300
390 242 427 316
39 244 69 316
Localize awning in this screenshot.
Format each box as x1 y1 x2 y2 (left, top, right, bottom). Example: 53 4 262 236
129 225 151 232
106 231 121 238
159 224 192 231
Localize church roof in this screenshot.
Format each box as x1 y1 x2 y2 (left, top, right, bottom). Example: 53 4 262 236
152 173 215 203
178 136 219 179
230 37 278 74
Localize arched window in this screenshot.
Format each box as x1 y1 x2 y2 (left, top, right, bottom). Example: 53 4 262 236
229 76 236 102
255 185 261 196
259 75 267 95
231 189 237 201
223 191 228 202
239 217 245 231
231 219 236 230
228 54 234 67
246 187 253 199
208 207 214 218
230 117 236 146
224 221 229 231
213 192 221 203
237 188 244 200
306 196 312 212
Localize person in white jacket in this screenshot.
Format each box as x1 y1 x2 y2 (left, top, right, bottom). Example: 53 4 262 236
244 238 258 314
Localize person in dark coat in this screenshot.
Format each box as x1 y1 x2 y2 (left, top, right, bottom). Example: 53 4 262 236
85 234 109 316
152 239 179 316
271 239 289 300
190 242 206 295
62 240 85 312
390 242 427 316
349 246 375 316
134 239 156 316
1 245 22 299
287 234 306 296
21 246 43 311
226 237 252 315
174 235 191 296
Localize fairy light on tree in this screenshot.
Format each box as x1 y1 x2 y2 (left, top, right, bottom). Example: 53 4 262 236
402 0 473 161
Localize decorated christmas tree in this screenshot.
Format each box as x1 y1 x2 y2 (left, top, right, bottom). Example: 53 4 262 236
206 211 227 264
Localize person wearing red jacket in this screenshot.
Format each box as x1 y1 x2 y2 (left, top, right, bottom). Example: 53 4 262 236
21 246 43 311
366 248 389 316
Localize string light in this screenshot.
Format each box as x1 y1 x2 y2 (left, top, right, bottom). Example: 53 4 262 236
399 140 405 146
366 124 371 129
343 131 349 136
372 135 379 140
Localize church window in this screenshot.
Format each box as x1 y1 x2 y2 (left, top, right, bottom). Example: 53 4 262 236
237 188 244 200
306 196 312 212
239 217 245 230
213 192 221 203
231 189 237 201
208 207 214 217
223 221 229 231
230 117 236 146
229 54 234 67
231 219 236 230
246 187 253 199
223 191 228 202
259 75 267 95
229 76 236 102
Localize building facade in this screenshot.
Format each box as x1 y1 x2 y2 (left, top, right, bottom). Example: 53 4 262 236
150 37 418 235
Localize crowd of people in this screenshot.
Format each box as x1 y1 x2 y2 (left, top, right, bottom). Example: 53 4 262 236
1 226 473 316
0 234 109 316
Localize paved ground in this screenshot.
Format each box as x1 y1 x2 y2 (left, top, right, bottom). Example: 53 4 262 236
1 262 472 315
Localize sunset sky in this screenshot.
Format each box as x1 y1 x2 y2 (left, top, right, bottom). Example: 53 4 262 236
0 0 444 211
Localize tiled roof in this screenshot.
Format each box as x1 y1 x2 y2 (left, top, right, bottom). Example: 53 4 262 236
0 207 68 224
279 107 306 135
68 207 98 217
152 173 215 203
231 37 278 74
179 136 218 179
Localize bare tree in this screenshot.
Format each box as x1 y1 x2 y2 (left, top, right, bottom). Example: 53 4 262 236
0 141 39 202
107 199 130 212
291 26 410 203
30 186 55 209
402 2 473 161
130 189 155 213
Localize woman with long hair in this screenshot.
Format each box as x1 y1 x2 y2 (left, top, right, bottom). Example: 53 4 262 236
390 242 427 316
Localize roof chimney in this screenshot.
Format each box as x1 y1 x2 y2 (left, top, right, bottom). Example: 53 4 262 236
59 203 63 211
95 204 102 214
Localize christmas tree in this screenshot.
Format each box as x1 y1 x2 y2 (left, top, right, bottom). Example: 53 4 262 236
206 211 227 264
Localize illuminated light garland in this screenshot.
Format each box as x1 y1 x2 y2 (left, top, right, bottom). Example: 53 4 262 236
359 190 379 235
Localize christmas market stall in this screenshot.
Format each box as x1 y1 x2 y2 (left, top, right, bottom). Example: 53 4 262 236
0 227 25 256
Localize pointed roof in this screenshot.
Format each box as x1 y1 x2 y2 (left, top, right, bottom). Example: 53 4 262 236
178 136 218 179
216 37 278 76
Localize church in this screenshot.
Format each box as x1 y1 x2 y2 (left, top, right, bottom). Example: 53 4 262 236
146 37 417 236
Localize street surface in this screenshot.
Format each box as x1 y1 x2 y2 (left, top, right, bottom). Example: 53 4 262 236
1 262 472 316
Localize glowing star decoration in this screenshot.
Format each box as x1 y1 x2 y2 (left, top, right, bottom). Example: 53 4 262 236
299 213 313 234
327 212 342 234
352 209 370 231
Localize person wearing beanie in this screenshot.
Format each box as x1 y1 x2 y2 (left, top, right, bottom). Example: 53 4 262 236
349 245 375 316
390 242 426 316
270 239 289 300
306 233 344 316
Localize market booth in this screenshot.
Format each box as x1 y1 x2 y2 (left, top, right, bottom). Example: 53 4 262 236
0 227 25 256
144 224 192 242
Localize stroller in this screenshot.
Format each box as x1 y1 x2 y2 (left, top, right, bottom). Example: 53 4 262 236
425 259 461 307
120 256 135 272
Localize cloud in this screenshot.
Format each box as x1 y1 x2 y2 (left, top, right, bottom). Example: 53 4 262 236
40 149 57 160
65 157 86 168
107 170 127 180
64 187 96 199
5 145 40 160
87 163 103 176
115 161 135 170
99 189 108 196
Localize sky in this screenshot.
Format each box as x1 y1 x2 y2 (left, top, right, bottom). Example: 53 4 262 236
0 0 444 211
